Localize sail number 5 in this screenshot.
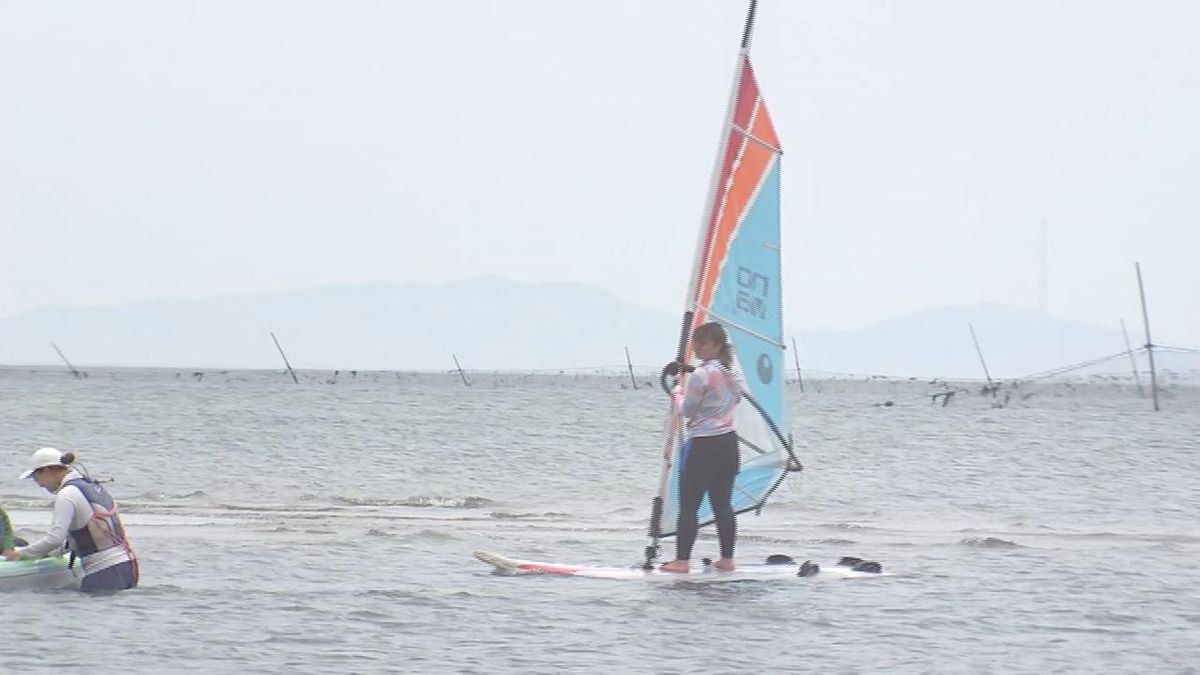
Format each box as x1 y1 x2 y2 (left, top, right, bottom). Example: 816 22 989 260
735 267 770 319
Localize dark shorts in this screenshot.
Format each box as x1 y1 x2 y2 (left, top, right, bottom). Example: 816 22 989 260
81 560 138 593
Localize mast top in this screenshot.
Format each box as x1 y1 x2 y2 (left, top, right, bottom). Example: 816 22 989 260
740 0 759 51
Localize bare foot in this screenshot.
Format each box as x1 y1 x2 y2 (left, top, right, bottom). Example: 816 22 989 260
659 560 690 573
713 558 735 571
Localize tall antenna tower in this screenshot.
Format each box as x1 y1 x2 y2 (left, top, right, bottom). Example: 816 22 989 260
1037 220 1048 313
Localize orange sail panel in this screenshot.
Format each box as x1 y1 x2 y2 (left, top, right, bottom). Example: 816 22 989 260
692 55 781 336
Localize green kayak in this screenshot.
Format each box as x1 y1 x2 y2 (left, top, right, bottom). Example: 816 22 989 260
0 554 81 591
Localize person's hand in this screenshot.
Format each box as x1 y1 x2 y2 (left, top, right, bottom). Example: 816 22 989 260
670 384 684 409
3 550 20 561
662 361 696 377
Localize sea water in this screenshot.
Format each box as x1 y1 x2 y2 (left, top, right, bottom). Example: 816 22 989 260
0 367 1197 673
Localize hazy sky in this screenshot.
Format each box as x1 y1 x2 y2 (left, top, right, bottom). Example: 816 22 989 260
2 1 1198 344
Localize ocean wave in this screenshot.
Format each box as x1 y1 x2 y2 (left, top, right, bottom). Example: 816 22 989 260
1066 531 1200 544
488 511 569 520
712 532 800 545
0 496 53 509
134 489 208 501
408 528 459 541
333 495 493 509
959 536 1021 548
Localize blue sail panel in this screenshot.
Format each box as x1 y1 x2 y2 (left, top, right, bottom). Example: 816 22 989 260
660 155 790 538
709 157 786 437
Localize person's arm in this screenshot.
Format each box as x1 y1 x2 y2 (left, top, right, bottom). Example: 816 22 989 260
680 368 709 419
729 366 747 398
14 491 79 558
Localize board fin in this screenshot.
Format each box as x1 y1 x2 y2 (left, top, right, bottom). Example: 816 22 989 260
473 549 519 574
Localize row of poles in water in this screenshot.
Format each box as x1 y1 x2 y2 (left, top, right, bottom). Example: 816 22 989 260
965 261 1162 411
442 336 808 393
413 263 1168 411
43 262 1169 411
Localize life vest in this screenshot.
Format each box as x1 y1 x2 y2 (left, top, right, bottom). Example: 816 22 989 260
0 506 13 552
62 478 130 557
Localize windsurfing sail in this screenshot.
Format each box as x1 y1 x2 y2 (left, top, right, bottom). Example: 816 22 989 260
646 0 801 562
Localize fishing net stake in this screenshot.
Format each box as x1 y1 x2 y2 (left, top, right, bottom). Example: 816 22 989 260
1134 262 1160 411
452 354 472 387
624 346 638 390
51 342 83 379
790 336 804 393
270 332 299 384
1119 318 1145 397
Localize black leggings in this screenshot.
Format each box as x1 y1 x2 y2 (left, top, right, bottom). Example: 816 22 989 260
675 431 739 561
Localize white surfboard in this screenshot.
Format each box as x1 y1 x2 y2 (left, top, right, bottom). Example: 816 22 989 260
474 549 885 581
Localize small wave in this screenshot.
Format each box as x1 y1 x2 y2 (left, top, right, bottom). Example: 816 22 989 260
353 589 459 606
817 538 858 545
409 529 459 541
713 533 799 545
365 528 395 537
217 503 329 513
488 511 569 520
334 495 493 509
0 497 54 509
345 609 395 622
960 536 1021 548
1004 522 1055 530
127 583 186 596
264 525 337 534
1068 531 1200 544
135 489 208 501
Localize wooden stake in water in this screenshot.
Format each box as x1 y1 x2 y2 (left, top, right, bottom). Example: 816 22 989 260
452 354 472 387
1134 262 1159 411
270 332 299 384
790 336 804 393
968 323 995 396
50 342 82 379
1119 318 1144 397
625 346 638 390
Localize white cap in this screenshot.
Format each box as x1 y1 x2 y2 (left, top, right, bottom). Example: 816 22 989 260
18 447 69 480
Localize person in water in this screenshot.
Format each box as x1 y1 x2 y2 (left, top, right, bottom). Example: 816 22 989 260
4 447 139 592
661 321 743 573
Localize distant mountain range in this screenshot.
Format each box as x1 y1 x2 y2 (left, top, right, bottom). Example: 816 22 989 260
0 277 1182 378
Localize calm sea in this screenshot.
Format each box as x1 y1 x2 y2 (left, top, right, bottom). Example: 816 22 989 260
0 367 1197 673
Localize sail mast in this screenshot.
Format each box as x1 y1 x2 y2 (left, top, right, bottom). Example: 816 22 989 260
741 0 759 51
644 0 761 569
678 0 759 359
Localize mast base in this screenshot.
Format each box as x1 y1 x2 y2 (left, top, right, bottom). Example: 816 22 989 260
641 545 659 570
